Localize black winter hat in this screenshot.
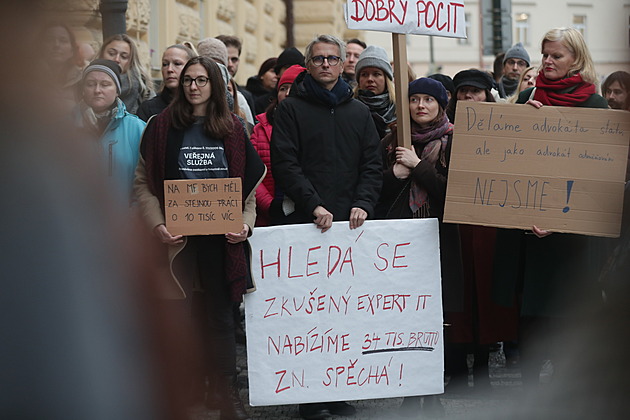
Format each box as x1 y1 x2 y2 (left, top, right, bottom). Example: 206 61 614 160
274 47 305 75
408 77 449 110
428 73 455 97
83 59 122 93
453 69 494 91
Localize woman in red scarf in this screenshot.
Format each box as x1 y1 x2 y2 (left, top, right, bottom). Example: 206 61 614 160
495 28 609 391
517 27 607 110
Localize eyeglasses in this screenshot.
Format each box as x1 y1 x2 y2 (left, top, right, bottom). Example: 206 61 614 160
182 76 209 87
310 55 341 67
505 59 527 67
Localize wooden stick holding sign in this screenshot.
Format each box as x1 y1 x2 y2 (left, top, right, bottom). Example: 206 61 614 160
392 33 411 149
164 178 243 236
344 0 468 149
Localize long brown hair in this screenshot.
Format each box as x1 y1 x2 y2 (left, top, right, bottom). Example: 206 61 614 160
170 56 233 138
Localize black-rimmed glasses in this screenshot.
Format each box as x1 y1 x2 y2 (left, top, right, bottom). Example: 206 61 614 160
310 55 341 67
182 76 209 87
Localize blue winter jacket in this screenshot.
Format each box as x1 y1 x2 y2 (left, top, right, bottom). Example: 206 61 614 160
74 98 146 205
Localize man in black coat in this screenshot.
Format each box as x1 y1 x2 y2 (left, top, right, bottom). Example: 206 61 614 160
271 34 382 235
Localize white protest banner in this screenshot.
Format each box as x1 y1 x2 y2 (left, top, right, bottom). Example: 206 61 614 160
344 0 467 38
244 219 444 406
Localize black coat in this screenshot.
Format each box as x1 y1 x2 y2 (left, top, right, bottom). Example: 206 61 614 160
271 73 382 223
375 131 464 312
136 89 173 122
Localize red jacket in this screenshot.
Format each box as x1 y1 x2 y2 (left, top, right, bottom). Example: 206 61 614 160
250 112 275 226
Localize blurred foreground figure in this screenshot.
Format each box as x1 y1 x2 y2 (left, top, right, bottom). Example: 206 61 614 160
1 5 195 420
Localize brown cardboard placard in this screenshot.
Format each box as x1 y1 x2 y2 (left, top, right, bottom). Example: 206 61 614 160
443 102 630 237
164 178 243 236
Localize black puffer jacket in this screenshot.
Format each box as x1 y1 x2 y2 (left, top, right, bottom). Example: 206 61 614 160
271 72 382 223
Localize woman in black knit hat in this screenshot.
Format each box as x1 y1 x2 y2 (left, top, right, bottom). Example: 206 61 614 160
377 78 464 417
443 68 519 396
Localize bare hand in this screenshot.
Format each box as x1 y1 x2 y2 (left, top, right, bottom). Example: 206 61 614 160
393 162 411 179
396 146 421 169
313 205 333 233
226 224 250 244
532 225 552 238
349 207 367 230
154 224 184 245
525 99 543 109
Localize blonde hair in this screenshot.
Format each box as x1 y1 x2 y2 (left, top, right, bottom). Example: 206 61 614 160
98 34 154 100
540 27 597 85
507 65 537 103
353 72 396 103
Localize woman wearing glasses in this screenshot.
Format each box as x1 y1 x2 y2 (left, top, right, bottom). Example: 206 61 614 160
134 56 265 420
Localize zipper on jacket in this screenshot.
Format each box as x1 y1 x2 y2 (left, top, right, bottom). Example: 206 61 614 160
330 108 335 115
108 142 113 176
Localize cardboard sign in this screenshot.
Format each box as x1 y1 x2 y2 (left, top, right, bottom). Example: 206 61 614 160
444 102 630 237
244 219 444 406
164 178 243 236
344 0 467 38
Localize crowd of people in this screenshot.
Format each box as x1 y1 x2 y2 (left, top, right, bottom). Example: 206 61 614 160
45 22 630 420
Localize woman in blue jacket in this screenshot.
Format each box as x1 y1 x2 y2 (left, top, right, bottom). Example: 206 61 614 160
74 59 146 204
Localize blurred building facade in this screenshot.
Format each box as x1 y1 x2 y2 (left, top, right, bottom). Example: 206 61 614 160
44 0 361 86
365 0 630 82
44 1 629 86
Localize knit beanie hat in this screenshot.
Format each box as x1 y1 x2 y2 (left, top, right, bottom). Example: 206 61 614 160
453 69 494 91
355 45 393 80
83 59 122 93
503 42 530 66
278 65 306 90
274 47 305 75
428 73 455 97
257 57 278 78
408 77 449 110
197 38 228 67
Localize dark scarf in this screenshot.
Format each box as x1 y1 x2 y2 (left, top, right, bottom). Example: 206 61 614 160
534 72 596 106
357 89 397 125
409 114 453 218
501 76 519 97
302 73 352 107
142 110 251 302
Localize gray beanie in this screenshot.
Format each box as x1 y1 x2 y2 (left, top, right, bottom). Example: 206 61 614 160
503 42 530 66
355 45 393 81
83 59 122 94
197 38 228 67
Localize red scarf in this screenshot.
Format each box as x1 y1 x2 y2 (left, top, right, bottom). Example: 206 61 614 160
533 72 596 107
142 109 249 302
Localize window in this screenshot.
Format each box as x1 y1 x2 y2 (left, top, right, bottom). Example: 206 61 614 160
458 13 472 45
573 15 587 38
515 13 530 46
